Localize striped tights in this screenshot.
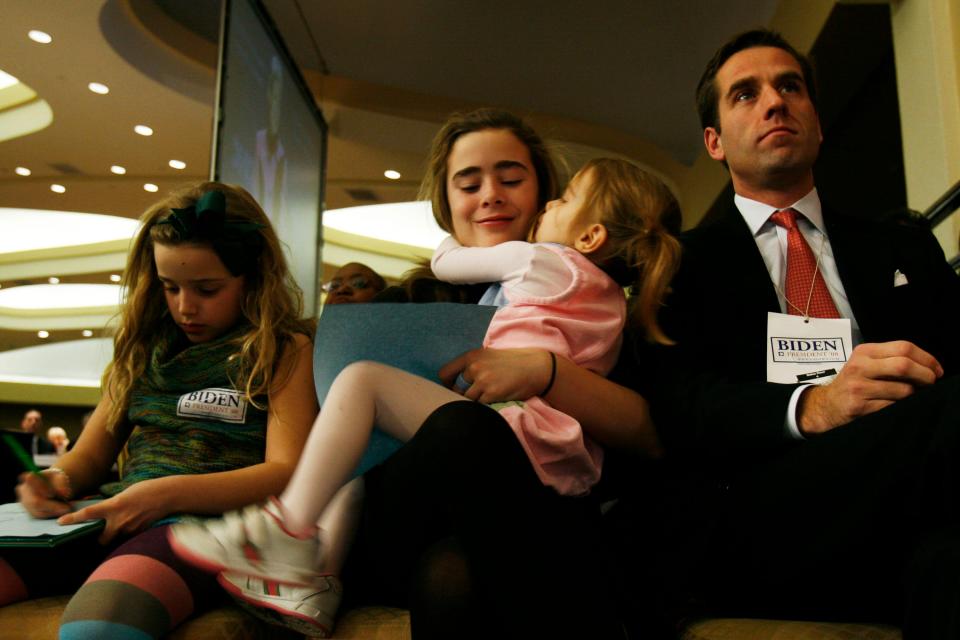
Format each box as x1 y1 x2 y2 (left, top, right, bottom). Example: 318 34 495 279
0 525 222 639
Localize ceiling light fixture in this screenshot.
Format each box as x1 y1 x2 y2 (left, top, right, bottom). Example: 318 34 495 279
82 330 94 337
50 184 65 194
0 208 139 254
47 277 60 284
0 70 19 91
15 167 31 176
110 165 126 175
88 82 109 95
384 170 401 180
324 201 445 250
143 183 158 193
38 330 50 339
168 159 186 170
134 125 153 136
0 338 114 390
109 274 122 282
0 283 122 310
28 30 52 44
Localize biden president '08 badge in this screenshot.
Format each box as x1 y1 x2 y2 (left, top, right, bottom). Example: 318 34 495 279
177 387 248 423
766 312 853 385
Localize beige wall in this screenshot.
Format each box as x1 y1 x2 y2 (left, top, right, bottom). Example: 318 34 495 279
891 0 960 257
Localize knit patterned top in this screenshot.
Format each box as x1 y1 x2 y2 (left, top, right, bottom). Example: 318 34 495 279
100 325 268 497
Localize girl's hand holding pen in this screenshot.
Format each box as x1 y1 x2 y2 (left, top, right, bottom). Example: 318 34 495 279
16 469 73 519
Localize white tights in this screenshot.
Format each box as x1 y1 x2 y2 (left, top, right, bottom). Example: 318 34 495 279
279 361 465 572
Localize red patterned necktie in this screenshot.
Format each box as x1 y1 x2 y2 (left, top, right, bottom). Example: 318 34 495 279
769 208 841 318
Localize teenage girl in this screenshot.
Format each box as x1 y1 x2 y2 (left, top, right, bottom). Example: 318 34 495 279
169 158 681 634
0 182 318 639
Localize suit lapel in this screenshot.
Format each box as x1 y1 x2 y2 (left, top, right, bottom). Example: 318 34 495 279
714 206 782 315
823 208 886 339
691 206 782 382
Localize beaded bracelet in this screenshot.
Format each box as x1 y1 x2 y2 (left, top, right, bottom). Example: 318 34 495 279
540 352 557 398
46 466 74 500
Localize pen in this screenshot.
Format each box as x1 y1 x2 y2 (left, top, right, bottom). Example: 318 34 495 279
2 433 71 507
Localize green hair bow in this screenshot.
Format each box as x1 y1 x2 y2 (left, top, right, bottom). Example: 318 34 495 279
157 190 264 238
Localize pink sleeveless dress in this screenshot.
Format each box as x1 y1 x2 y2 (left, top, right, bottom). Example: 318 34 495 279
432 238 626 495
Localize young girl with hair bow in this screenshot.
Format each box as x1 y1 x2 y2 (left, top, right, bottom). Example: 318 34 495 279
1 183 318 640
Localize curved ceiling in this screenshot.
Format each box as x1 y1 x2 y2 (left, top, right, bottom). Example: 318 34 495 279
266 0 779 166
0 0 801 363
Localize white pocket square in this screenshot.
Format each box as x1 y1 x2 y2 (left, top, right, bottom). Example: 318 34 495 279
893 269 909 287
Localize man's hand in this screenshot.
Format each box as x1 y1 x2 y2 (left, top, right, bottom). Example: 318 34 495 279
798 340 943 434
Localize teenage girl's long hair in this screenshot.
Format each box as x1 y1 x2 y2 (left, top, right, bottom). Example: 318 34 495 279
579 158 682 344
102 182 314 434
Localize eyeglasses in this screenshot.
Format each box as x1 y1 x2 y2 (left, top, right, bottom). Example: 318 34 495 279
322 276 372 293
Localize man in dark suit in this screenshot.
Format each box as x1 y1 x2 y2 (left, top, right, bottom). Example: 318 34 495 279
19 408 56 456
635 29 960 638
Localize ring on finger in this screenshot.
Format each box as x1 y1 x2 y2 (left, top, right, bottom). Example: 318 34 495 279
455 372 472 392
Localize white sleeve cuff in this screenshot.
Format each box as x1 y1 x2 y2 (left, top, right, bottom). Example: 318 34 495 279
785 385 812 440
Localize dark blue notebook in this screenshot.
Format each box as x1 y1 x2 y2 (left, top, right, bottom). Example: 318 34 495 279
313 303 496 475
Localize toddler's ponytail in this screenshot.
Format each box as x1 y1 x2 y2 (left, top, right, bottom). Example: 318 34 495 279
623 227 681 344
580 158 682 344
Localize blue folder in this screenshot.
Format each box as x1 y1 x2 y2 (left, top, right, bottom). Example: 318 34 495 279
313 303 496 475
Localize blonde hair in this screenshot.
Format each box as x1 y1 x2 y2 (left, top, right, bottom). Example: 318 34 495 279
102 181 314 433
575 158 682 344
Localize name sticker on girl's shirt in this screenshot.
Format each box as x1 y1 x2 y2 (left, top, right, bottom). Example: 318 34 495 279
177 388 248 423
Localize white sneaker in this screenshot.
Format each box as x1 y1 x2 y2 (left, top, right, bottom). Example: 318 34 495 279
168 497 322 586
218 571 342 638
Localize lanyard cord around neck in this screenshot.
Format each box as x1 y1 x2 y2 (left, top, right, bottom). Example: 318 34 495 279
772 230 828 322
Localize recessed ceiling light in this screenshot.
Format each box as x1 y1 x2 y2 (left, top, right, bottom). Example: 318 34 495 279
50 184 65 194
168 159 186 170
134 125 153 136
110 165 126 175
15 167 31 177
37 330 50 339
384 170 401 180
88 82 109 95
47 276 60 284
28 30 52 44
82 329 93 337
109 274 121 282
143 183 159 193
